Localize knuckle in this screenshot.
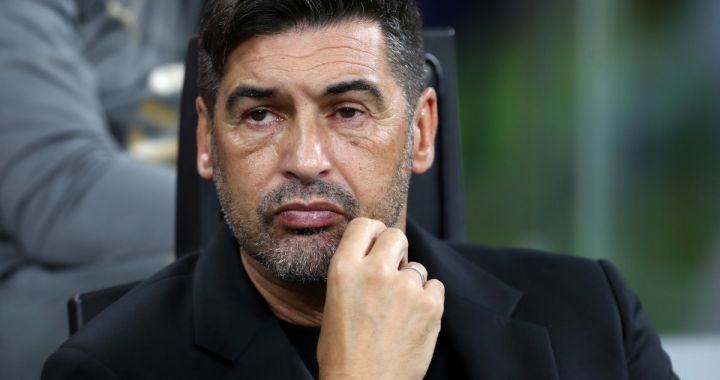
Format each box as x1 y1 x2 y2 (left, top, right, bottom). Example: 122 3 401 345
399 275 419 292
363 216 384 226
420 294 444 316
366 263 393 283
384 227 408 248
369 219 387 231
432 279 446 296
421 294 438 309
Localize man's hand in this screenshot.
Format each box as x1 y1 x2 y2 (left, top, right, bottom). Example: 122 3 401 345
317 218 445 380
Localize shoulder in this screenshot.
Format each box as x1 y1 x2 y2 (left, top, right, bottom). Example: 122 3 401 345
448 243 632 333
42 346 121 380
43 254 201 378
448 242 633 324
109 252 199 317
448 242 677 379
127 251 199 295
447 243 658 325
84 251 199 335
449 242 610 290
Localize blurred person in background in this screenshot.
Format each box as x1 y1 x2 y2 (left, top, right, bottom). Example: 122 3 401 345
0 0 201 378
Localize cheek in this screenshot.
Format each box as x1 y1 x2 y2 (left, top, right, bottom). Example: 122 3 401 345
216 137 280 205
330 129 406 205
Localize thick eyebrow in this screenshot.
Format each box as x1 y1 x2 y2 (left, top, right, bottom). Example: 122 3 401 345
324 80 385 106
225 85 277 112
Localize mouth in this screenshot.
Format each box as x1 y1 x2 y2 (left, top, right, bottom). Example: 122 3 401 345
274 201 347 230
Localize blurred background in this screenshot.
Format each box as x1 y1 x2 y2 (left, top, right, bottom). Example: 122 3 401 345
419 0 720 376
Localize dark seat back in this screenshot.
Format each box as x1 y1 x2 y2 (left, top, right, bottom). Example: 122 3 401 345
67 282 139 335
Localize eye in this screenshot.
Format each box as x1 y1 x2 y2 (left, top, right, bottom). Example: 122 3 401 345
244 108 281 126
335 107 363 119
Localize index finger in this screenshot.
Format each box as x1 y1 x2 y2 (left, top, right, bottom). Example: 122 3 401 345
333 217 387 261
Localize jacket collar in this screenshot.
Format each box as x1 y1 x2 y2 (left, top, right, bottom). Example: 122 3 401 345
192 222 313 379
192 219 558 379
406 219 522 317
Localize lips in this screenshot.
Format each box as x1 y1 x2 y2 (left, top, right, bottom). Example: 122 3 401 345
275 201 346 229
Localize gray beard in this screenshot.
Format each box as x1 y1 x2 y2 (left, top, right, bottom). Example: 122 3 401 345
212 128 413 284
219 179 360 284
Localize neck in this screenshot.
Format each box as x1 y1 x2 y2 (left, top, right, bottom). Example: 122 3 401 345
240 251 326 327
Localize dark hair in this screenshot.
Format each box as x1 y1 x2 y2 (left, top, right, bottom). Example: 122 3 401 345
197 0 424 118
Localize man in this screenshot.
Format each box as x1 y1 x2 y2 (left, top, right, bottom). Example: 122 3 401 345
42 0 677 379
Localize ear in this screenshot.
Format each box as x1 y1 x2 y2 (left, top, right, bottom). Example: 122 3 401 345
411 87 439 174
196 96 214 180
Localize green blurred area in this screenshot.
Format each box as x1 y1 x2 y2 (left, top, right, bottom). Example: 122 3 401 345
452 0 720 332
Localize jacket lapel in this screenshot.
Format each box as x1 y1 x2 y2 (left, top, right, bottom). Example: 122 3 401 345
192 223 313 379
407 220 560 380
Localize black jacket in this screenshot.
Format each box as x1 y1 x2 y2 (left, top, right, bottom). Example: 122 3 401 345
42 220 677 379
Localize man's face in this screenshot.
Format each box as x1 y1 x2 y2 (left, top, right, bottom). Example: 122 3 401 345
197 20 436 283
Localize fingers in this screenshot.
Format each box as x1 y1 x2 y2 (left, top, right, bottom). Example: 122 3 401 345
399 262 428 285
334 217 387 260
399 263 445 317
333 218 408 267
421 279 445 322
367 227 409 267
331 218 440 300
320 217 445 379
424 279 445 303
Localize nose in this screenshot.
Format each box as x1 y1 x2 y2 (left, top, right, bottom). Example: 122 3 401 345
279 116 331 183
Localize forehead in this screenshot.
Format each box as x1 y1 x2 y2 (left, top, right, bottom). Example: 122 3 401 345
221 20 393 92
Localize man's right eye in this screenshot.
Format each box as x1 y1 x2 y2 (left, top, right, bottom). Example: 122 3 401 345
245 109 280 125
250 109 271 122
